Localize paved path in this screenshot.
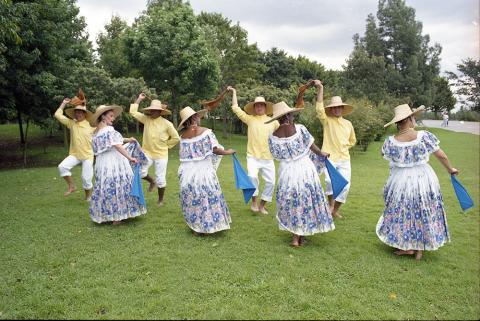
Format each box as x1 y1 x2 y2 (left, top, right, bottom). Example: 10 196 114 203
421 120 479 135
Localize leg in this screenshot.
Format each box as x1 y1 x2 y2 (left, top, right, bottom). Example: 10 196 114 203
394 249 415 256
81 159 94 201
58 155 80 196
246 156 260 212
331 160 351 218
141 157 155 192
154 159 168 205
258 160 275 215
291 234 300 247
415 250 423 260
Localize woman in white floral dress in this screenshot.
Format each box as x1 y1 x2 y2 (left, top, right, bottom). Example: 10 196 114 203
266 101 334 247
377 104 459 260
88 105 148 225
177 107 236 235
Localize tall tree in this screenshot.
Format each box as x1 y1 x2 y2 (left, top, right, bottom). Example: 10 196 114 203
261 47 298 89
430 76 456 115
96 15 133 78
124 0 220 124
447 58 480 112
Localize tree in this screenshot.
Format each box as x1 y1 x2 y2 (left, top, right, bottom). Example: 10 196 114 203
447 58 480 112
0 0 93 145
96 15 133 78
124 0 220 124
430 77 456 115
261 47 298 89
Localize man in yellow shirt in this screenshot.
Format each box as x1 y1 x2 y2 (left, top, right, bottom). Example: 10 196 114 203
130 94 180 206
227 86 279 215
54 94 95 201
313 80 356 219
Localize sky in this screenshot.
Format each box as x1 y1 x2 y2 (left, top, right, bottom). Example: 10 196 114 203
76 0 479 75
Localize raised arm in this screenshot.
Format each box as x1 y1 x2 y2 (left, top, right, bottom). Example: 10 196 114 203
54 98 73 128
227 86 251 124
433 148 459 175
313 80 327 125
129 93 148 124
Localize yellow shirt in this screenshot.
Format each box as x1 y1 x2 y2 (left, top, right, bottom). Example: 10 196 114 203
130 103 180 159
54 108 95 161
316 101 356 161
232 105 279 160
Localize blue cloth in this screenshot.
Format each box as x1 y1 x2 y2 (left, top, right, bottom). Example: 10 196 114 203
325 158 349 199
232 154 256 204
451 175 474 211
130 164 146 207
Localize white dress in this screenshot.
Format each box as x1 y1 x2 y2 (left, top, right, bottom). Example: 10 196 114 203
89 126 147 223
178 129 231 233
268 124 335 236
376 130 450 250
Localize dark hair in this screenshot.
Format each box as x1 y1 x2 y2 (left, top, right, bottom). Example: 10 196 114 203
395 116 413 129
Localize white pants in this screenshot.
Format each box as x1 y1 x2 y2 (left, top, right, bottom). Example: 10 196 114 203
58 155 93 190
246 156 275 202
141 157 168 188
324 159 351 204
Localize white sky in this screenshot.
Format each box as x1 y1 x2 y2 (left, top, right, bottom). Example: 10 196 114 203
77 0 479 74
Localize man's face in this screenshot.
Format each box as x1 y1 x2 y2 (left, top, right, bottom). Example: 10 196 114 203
254 102 266 116
74 110 86 121
149 110 162 119
330 106 344 117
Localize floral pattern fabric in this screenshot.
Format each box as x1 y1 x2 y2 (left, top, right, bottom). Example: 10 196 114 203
89 126 147 223
178 130 231 233
269 124 335 236
376 130 450 250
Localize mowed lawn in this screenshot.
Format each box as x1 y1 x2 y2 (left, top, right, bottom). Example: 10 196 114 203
0 124 478 320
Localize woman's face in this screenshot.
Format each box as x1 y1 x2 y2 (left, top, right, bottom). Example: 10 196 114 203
102 110 115 126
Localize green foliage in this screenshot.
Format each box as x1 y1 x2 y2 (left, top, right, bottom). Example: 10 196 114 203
124 0 220 124
430 77 456 114
447 58 480 112
261 47 298 89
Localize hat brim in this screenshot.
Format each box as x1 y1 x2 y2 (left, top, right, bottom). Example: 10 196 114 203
265 108 303 124
65 107 93 119
244 101 274 116
384 105 425 127
143 107 172 116
89 105 123 127
325 104 354 116
177 109 208 131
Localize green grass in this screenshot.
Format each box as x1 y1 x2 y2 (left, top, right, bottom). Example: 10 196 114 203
0 124 478 319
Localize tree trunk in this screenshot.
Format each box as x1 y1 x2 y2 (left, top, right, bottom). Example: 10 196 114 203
222 107 228 138
23 119 30 166
16 108 25 145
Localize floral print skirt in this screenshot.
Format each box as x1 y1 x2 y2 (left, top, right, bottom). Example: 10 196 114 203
89 149 147 223
178 158 231 233
276 155 335 236
376 164 450 251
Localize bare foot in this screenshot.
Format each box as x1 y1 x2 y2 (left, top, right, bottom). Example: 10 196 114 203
250 204 259 212
112 221 122 225
415 250 423 261
64 186 76 196
148 182 156 192
157 201 164 207
291 235 300 248
332 211 343 219
259 207 269 215
394 249 415 256
299 236 307 246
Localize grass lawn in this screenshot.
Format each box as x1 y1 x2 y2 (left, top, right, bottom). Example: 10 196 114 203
0 124 478 319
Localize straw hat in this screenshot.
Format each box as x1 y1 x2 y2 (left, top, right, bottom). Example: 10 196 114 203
384 104 425 127
89 105 123 126
244 96 274 115
265 101 303 124
325 96 353 116
65 105 93 120
177 106 208 131
142 99 172 116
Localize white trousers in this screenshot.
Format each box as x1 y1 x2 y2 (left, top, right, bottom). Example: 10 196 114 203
58 155 93 190
246 156 275 202
141 156 168 188
324 159 351 203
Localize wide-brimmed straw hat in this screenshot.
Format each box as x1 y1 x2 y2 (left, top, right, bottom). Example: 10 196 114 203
177 106 208 131
325 96 353 116
142 99 172 116
89 105 123 126
244 96 274 115
65 105 93 119
265 101 303 124
384 104 425 127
